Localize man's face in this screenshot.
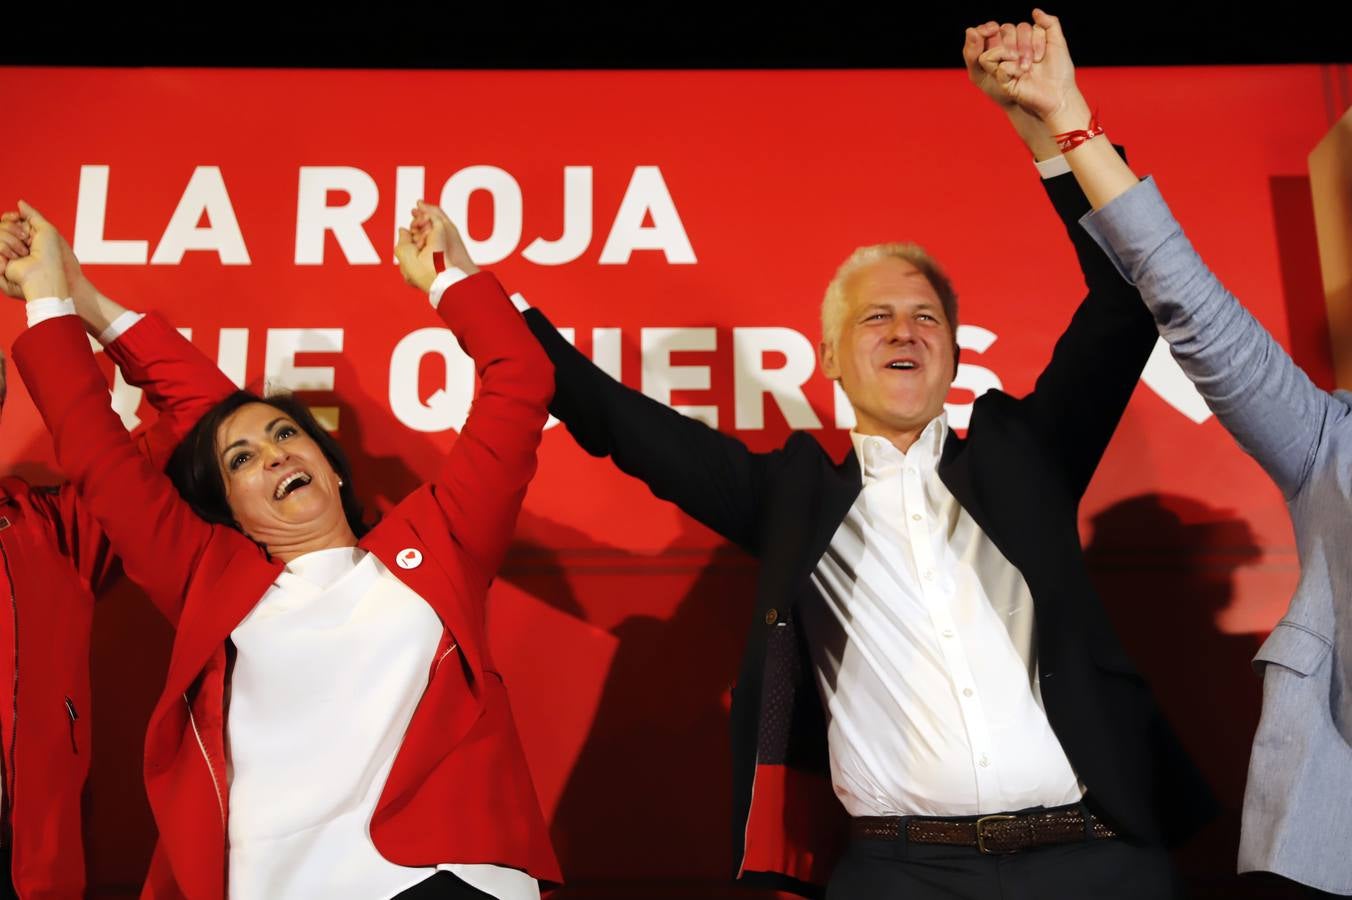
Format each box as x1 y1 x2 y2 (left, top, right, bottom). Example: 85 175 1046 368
819 257 957 443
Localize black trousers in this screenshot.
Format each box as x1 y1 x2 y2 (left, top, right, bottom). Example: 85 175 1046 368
0 845 13 900
827 825 1181 900
392 871 498 900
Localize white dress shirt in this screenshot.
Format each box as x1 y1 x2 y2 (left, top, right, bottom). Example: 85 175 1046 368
226 548 539 900
801 414 1084 818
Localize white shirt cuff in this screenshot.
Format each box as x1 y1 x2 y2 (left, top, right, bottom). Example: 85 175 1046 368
1036 155 1071 179
428 267 471 310
509 292 530 312
98 310 145 346
26 297 76 328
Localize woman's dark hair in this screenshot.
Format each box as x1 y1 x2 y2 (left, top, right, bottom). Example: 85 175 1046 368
165 390 371 541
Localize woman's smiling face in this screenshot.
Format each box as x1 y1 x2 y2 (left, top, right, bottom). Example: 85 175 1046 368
214 402 348 551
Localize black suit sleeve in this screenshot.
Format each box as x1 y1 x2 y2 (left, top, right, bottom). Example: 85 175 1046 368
1018 150 1158 499
524 307 776 555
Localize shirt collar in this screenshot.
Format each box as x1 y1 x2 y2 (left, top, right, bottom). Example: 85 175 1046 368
283 545 366 590
849 413 948 482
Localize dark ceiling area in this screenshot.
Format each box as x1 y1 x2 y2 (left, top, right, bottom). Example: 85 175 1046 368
11 5 1351 69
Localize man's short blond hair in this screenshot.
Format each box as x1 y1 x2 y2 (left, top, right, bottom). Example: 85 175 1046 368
820 243 959 348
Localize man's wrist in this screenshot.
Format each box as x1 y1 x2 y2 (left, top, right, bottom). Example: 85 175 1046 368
1006 106 1061 162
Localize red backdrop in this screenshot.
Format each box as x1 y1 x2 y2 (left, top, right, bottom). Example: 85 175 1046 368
1 65 1347 897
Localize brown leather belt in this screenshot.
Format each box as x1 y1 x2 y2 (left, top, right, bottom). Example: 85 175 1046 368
850 807 1117 855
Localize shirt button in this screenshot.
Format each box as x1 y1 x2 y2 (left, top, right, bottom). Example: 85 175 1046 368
979 754 990 768
963 688 974 697
923 570 934 581
911 513 922 521
942 629 954 638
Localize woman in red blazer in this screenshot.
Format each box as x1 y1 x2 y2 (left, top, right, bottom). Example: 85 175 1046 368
9 202 560 900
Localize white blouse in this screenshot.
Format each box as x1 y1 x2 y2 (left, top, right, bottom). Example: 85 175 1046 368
225 546 539 900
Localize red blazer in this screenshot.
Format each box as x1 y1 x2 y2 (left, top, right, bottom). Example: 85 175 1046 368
13 273 561 900
0 314 234 899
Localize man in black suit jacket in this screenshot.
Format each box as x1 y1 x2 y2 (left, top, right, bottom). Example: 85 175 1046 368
521 21 1213 900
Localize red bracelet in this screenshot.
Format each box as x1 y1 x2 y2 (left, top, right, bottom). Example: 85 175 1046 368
1052 111 1104 153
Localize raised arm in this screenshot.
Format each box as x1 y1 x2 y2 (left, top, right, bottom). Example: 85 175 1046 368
48 215 240 466
522 306 780 555
394 202 555 579
980 11 1340 498
5 202 248 624
965 17 1158 498
2 205 239 596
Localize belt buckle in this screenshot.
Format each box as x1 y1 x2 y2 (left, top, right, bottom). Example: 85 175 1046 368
975 814 1019 854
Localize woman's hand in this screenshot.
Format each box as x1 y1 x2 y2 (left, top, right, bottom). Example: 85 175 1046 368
4 201 69 302
395 201 479 292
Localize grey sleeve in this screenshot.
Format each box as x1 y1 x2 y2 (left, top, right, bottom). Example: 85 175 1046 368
1080 177 1345 498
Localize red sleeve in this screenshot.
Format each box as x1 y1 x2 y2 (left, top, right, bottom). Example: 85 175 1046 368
426 272 554 581
107 313 239 468
24 482 119 596
12 316 222 626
